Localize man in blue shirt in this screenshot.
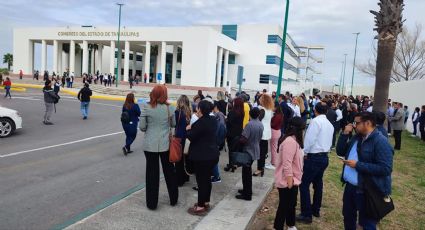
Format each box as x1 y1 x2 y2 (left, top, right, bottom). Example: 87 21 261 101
336 112 394 230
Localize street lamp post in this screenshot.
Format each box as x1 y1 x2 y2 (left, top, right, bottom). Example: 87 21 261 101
115 3 124 87
350 32 360 95
342 54 348 95
339 61 344 94
276 0 290 100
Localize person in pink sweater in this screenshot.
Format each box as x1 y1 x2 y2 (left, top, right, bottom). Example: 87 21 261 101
274 117 305 230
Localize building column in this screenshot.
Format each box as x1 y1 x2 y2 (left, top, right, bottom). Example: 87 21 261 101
123 41 130 82
216 47 224 87
58 42 63 75
109 40 115 75
70 40 75 74
171 45 178 85
90 46 95 74
223 50 229 89
53 40 58 74
28 40 34 74
97 44 103 74
159 41 166 84
41 40 47 73
132 50 137 77
144 41 151 83
82 40 88 75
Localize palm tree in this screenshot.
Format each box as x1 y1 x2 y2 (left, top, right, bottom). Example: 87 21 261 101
3 53 13 71
371 0 405 113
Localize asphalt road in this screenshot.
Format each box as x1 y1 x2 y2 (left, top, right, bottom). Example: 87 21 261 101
0 89 147 230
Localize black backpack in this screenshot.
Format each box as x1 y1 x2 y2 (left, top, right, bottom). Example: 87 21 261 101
53 94 60 104
121 111 130 124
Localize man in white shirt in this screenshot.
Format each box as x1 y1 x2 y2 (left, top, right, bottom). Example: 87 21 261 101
297 102 334 224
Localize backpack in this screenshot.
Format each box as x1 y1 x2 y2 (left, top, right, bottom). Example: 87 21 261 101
215 115 227 147
53 93 60 104
121 111 131 124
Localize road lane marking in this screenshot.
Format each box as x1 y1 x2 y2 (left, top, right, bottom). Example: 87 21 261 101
9 96 41 101
0 131 124 158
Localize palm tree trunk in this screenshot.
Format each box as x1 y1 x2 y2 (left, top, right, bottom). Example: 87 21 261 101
373 39 397 113
7 63 10 71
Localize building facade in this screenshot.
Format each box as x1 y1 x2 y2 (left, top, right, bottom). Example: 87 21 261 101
13 24 308 92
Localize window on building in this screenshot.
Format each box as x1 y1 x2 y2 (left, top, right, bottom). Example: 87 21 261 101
259 74 270 84
222 25 238 40
176 70 181 79
268 35 300 62
229 54 236 64
136 55 142 62
265 55 299 75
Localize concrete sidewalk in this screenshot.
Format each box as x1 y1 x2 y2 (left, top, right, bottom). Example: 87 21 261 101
63 154 274 230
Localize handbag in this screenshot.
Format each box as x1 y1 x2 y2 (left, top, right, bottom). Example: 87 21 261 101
231 151 252 167
363 177 395 220
167 106 182 163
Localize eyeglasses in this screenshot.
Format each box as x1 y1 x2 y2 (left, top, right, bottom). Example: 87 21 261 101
352 121 363 126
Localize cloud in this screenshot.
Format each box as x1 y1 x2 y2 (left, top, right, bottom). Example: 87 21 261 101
1 0 424 87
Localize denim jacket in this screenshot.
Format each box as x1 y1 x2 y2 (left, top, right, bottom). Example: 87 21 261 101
336 129 394 196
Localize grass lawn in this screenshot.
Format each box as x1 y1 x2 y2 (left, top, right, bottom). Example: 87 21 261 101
249 131 425 230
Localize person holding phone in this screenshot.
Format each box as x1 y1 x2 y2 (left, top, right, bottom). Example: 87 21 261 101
336 112 394 230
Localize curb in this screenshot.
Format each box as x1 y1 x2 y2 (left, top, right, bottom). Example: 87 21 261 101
0 87 26 92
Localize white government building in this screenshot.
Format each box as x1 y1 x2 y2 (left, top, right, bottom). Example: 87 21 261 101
13 24 316 93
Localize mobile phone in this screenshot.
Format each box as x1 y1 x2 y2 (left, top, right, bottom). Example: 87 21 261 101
337 156 345 160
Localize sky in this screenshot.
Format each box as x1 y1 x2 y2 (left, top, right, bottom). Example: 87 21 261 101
1 0 424 86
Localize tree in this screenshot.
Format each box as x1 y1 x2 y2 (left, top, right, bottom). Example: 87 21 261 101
370 0 405 113
358 24 425 82
3 53 13 71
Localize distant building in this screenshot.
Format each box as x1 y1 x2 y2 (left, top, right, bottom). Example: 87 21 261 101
13 24 313 93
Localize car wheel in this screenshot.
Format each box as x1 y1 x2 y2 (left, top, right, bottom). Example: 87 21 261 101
0 118 15 138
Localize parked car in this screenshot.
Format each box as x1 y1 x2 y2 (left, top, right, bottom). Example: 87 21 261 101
0 106 22 137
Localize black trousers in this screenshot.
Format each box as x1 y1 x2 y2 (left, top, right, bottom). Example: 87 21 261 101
194 159 218 207
332 122 340 147
420 124 425 141
257 140 268 171
393 130 402 150
242 161 254 197
175 139 189 186
274 186 298 229
144 151 178 210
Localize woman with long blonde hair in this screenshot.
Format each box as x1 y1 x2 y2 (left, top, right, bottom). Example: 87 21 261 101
175 95 192 186
254 94 274 176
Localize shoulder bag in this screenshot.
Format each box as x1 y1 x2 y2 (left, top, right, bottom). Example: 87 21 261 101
168 106 182 163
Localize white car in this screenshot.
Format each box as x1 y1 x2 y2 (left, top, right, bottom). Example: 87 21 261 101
0 106 22 137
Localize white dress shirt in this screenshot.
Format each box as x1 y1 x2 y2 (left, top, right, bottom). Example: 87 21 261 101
303 114 334 154
289 103 301 117
336 109 343 121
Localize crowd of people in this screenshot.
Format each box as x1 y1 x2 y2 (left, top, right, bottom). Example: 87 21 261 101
116 85 425 230
3 71 425 229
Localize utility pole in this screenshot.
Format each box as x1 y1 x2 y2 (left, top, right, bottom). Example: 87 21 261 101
342 54 348 95
276 0 290 99
351 32 360 96
115 3 124 87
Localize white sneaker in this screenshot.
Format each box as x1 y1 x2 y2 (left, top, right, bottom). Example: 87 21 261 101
288 226 297 230
265 163 276 170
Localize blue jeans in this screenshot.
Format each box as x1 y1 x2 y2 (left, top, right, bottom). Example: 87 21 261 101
80 102 90 118
212 164 220 180
300 154 329 218
4 86 11 98
343 183 378 230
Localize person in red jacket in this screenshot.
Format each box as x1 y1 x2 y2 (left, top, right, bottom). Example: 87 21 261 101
19 70 23 80
3 77 11 98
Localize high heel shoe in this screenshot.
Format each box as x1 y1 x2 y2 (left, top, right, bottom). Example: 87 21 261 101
252 170 264 177
224 165 237 173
